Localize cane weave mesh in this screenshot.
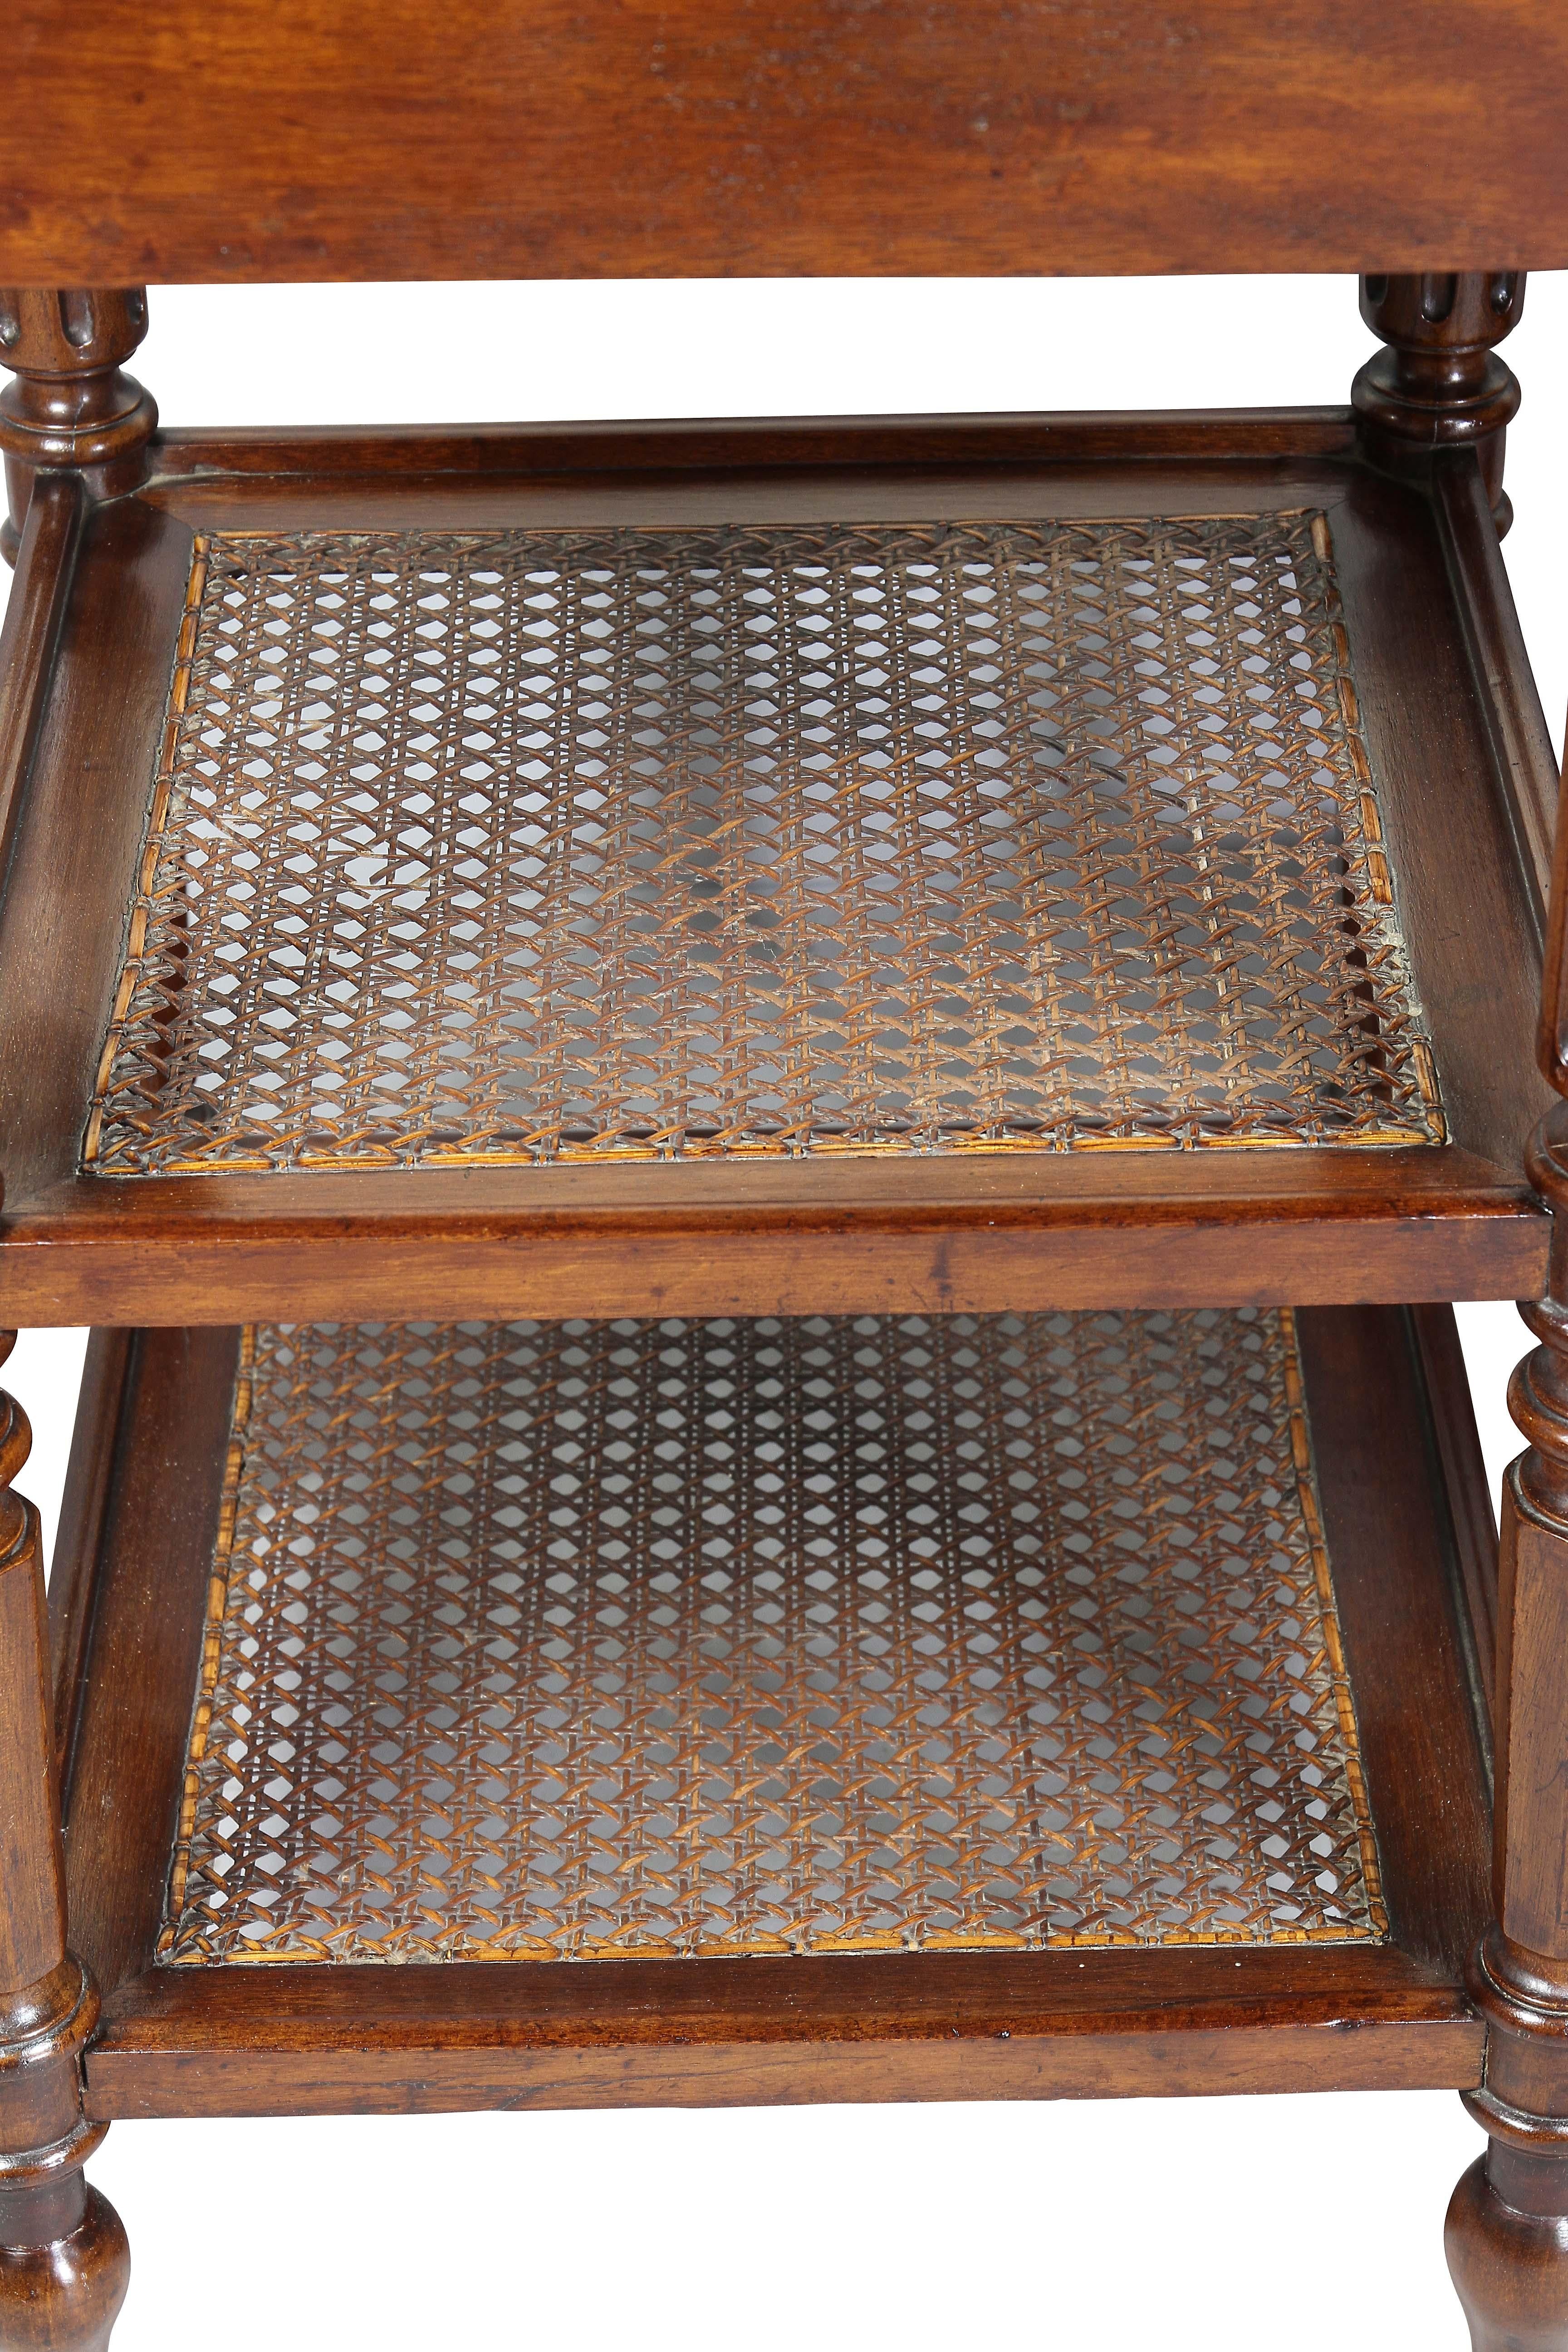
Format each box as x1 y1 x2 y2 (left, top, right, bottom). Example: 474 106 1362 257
90 514 1440 1175
161 1308 1386 1964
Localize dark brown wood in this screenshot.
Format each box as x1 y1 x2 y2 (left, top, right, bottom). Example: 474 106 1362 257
87 1947 1482 2117
57 1329 240 2002
0 233 1551 2344
1295 1307 1493 1978
0 1175 1549 1329
1285 466 1551 1176
0 1349 64 1997
3 2 1568 285
1497 1505 1568 1957
1354 273 1525 525
1411 1299 1500 1747
1449 1933 1568 2352
1448 2148 1568 2352
0 1330 127 2352
1441 340 1568 2318
46 1330 132 1798
1450 1105 1568 2347
1446 246 1568 2337
0 490 193 1216
144 408 1362 485
0 289 154 563
1539 710 1568 1096
0 426 1553 1327
0 2171 129 2352
53 1303 1494 2119
0 473 82 909
1433 450 1560 932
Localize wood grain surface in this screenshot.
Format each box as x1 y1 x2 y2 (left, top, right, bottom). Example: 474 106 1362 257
3 1 1567 286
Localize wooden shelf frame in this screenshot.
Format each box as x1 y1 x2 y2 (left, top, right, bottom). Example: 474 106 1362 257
2 60 1568 2347
48 1302 1495 2119
0 411 1554 1328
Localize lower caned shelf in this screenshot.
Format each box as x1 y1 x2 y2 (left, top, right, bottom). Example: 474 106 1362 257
53 1302 1494 2117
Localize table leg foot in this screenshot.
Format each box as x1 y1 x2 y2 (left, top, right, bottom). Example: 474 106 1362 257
1448 2146 1568 2352
0 2168 128 2352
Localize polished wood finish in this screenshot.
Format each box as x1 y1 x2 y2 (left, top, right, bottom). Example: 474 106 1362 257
0 120 1560 2337
1345 249 1568 2352
145 407 1364 480
1433 451 1559 926
1354 273 1525 525
4 4 1568 286
1538 723 1568 1093
0 2171 128 2352
0 421 1553 1327
45 1334 131 1800
57 1330 239 2004
0 290 153 565
40 1306 1493 2119
1449 2148 1568 2352
1449 1932 1568 2352
0 1161 1551 1328
1412 1300 1500 1748
0 1355 65 1997
1294 1308 1493 1976
0 477 81 906
88 1950 1482 2117
0 1332 126 2352
1448 1142 1568 2342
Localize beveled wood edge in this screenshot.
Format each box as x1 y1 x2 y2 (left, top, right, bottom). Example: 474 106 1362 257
85 1944 1482 2113
0 1151 1549 1331
1296 1308 1494 1976
47 1328 133 1797
0 1210 1550 1328
1317 467 1553 1171
57 1328 244 1999
136 441 1371 539
0 497 200 1214
0 473 83 904
1411 1301 1501 1761
144 406 1362 484
83 2017 1485 2117
1432 449 1558 929
92 1939 1465 2040
22 1137 1537 1218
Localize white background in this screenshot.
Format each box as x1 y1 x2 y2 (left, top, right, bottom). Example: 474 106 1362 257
5 274 1564 2348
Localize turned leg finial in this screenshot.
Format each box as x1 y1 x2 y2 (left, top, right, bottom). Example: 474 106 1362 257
0 1334 129 2352
1353 270 1525 531
0 289 156 564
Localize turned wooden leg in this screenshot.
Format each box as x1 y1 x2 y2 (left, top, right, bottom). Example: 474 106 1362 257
0 289 155 564
1448 1270 1568 2349
0 1335 127 2352
1353 271 1524 530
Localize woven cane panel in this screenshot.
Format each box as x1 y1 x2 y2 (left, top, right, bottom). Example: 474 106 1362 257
90 514 1441 1174
161 1308 1386 1964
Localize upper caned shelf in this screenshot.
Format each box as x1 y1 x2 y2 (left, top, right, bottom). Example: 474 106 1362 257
88 507 1438 1171
0 412 1552 1323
